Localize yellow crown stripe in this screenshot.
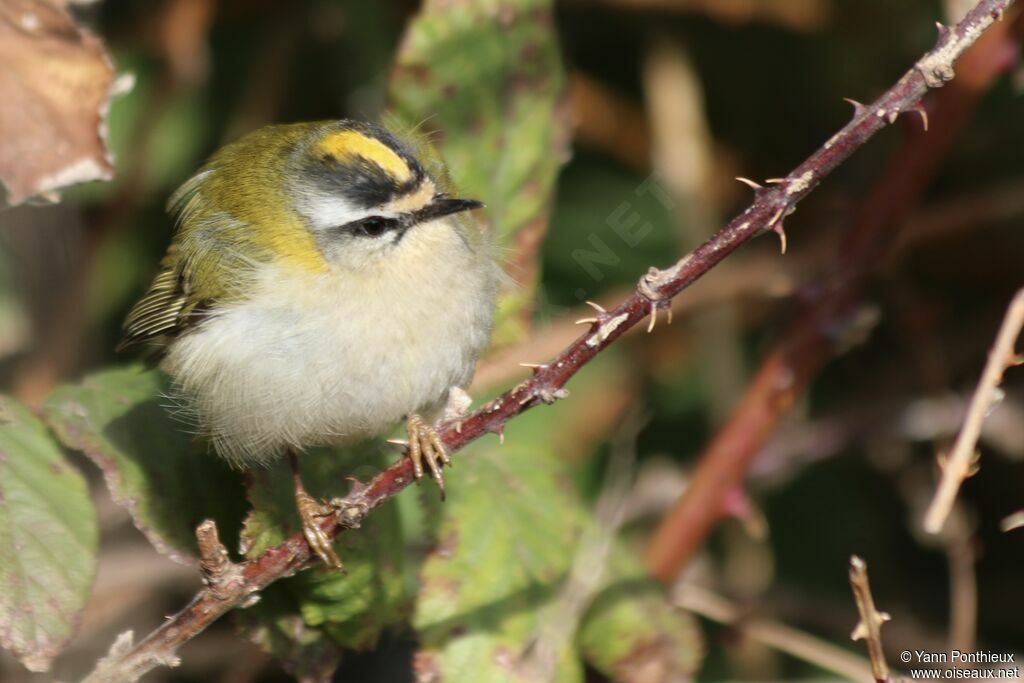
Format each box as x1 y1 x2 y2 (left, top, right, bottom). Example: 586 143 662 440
316 130 412 183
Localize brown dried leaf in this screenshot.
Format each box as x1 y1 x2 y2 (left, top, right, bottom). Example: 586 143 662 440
0 0 120 206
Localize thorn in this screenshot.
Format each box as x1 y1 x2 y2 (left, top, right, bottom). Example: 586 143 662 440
584 300 607 314
666 306 674 325
574 317 599 326
765 178 786 184
386 438 408 448
933 22 954 47
735 176 762 191
887 109 899 124
647 304 658 333
843 97 866 115
773 222 788 255
1001 511 1024 532
518 362 544 369
911 103 930 131
499 430 505 445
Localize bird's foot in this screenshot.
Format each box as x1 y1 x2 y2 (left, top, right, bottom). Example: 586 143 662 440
405 414 451 500
294 489 343 570
288 451 343 570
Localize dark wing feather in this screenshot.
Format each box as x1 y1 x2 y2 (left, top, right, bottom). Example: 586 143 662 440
116 254 201 352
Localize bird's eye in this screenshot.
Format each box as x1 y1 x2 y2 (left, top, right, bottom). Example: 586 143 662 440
357 217 389 237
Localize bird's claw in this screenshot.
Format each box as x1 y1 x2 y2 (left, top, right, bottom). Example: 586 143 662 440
295 489 343 570
406 414 451 500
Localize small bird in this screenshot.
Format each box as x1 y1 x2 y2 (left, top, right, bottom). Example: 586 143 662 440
118 120 500 568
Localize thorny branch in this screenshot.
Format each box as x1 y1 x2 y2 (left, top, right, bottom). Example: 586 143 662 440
848 556 892 683
645 0 1022 583
81 2 1017 680
923 287 1024 533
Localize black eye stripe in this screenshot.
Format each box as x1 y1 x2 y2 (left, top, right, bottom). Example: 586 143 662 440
342 216 401 238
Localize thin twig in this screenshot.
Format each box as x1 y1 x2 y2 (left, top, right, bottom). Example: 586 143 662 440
943 505 978 652
675 582 874 682
848 556 892 683
80 3 1016 680
923 288 1024 533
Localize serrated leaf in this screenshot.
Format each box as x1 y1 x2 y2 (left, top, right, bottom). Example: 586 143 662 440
239 445 407 663
42 366 246 564
577 552 702 682
0 396 98 672
412 350 702 681
411 437 585 683
388 0 570 347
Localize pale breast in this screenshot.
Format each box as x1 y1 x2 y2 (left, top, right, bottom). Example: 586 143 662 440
162 219 498 467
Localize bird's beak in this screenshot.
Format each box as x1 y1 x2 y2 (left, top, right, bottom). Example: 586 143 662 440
413 197 485 223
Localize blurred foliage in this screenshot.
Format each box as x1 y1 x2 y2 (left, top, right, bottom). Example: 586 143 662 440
0 0 1022 682
240 448 408 658
43 367 246 564
578 553 703 682
413 357 699 681
0 396 97 673
389 0 569 347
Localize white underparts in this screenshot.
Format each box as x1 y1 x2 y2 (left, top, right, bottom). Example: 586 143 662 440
162 217 497 467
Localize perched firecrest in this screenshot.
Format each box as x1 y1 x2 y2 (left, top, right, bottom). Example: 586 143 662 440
118 120 500 567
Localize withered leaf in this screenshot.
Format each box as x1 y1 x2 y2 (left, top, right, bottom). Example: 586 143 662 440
0 0 122 206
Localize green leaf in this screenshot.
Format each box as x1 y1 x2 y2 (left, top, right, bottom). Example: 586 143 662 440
388 0 570 347
236 587 342 683
239 445 408 660
0 396 98 672
412 350 702 680
42 366 246 564
411 434 585 682
577 552 703 682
